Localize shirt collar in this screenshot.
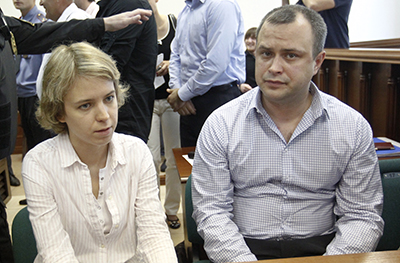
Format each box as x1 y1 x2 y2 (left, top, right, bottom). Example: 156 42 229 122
247 82 329 120
21 5 39 21
58 132 127 170
185 0 205 8
58 3 79 22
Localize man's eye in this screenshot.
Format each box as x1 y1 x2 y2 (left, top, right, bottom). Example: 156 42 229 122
287 53 297 59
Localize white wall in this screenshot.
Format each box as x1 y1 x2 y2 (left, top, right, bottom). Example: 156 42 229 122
2 0 400 43
348 0 400 42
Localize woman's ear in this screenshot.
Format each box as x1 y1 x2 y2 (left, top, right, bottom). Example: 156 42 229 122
57 114 66 123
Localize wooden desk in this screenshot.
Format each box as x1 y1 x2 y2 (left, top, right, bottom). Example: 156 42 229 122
239 250 400 263
172 146 195 183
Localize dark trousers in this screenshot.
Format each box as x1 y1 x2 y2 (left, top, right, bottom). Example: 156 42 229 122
18 96 53 152
180 81 241 147
244 233 335 260
0 199 14 263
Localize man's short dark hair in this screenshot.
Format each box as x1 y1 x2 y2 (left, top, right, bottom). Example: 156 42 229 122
257 5 327 57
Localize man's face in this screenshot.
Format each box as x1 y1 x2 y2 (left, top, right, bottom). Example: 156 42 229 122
255 14 325 108
13 0 35 13
39 0 60 21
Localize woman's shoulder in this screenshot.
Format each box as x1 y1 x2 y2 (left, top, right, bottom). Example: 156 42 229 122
112 133 148 150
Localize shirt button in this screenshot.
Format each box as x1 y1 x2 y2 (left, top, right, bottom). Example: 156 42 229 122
108 196 112 200
100 244 105 248
97 206 101 210
99 192 103 195
101 177 104 180
100 220 104 224
115 224 119 229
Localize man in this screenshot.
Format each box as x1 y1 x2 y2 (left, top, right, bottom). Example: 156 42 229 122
74 0 99 17
297 0 353 48
192 5 383 262
6 0 48 189
96 0 157 143
167 0 245 147
0 9 152 263
36 0 92 99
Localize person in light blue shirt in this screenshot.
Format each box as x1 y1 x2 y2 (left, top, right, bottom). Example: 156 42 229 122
167 0 245 147
14 1 53 152
192 5 383 262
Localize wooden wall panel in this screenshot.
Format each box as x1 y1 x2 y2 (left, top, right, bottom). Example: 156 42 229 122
314 48 400 142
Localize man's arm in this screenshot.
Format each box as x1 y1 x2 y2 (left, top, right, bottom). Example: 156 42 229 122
301 0 335 12
192 114 257 263
6 9 151 55
325 118 384 254
103 9 151 31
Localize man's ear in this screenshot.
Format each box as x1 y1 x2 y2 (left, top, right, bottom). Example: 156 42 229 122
313 51 326 75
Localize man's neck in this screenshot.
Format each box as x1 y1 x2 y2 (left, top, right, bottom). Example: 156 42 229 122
20 5 34 17
263 92 313 143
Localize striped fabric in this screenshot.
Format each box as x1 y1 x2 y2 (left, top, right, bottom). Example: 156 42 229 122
22 133 177 263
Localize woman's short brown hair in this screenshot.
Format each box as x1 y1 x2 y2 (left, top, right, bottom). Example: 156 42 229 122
245 27 257 40
36 42 128 134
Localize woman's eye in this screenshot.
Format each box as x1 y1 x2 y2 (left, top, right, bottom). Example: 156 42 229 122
79 103 90 110
105 95 115 102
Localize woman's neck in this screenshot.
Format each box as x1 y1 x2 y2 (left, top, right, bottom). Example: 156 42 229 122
155 13 169 40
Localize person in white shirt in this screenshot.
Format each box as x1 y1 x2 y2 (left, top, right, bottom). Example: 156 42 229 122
22 42 178 263
36 0 92 99
74 0 99 17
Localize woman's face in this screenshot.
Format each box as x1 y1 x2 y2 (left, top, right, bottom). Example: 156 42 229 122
58 77 118 152
245 36 257 54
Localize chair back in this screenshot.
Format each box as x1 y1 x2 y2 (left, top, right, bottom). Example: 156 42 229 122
376 158 400 250
12 206 37 263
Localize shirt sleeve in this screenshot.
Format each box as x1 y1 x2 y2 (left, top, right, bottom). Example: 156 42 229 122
7 17 104 54
191 114 258 263
168 32 182 91
177 1 242 102
134 143 178 263
325 117 384 254
22 153 79 262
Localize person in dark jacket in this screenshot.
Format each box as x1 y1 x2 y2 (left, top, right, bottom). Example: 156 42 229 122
97 0 158 142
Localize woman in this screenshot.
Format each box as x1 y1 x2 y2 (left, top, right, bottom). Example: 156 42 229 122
22 42 177 263
146 0 181 229
239 27 258 93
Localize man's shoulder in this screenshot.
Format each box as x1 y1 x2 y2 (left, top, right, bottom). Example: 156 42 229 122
100 0 151 14
210 88 257 122
319 90 367 123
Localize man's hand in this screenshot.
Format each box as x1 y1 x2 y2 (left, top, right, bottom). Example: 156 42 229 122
239 83 253 93
104 9 152 32
177 100 196 116
167 88 196 116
